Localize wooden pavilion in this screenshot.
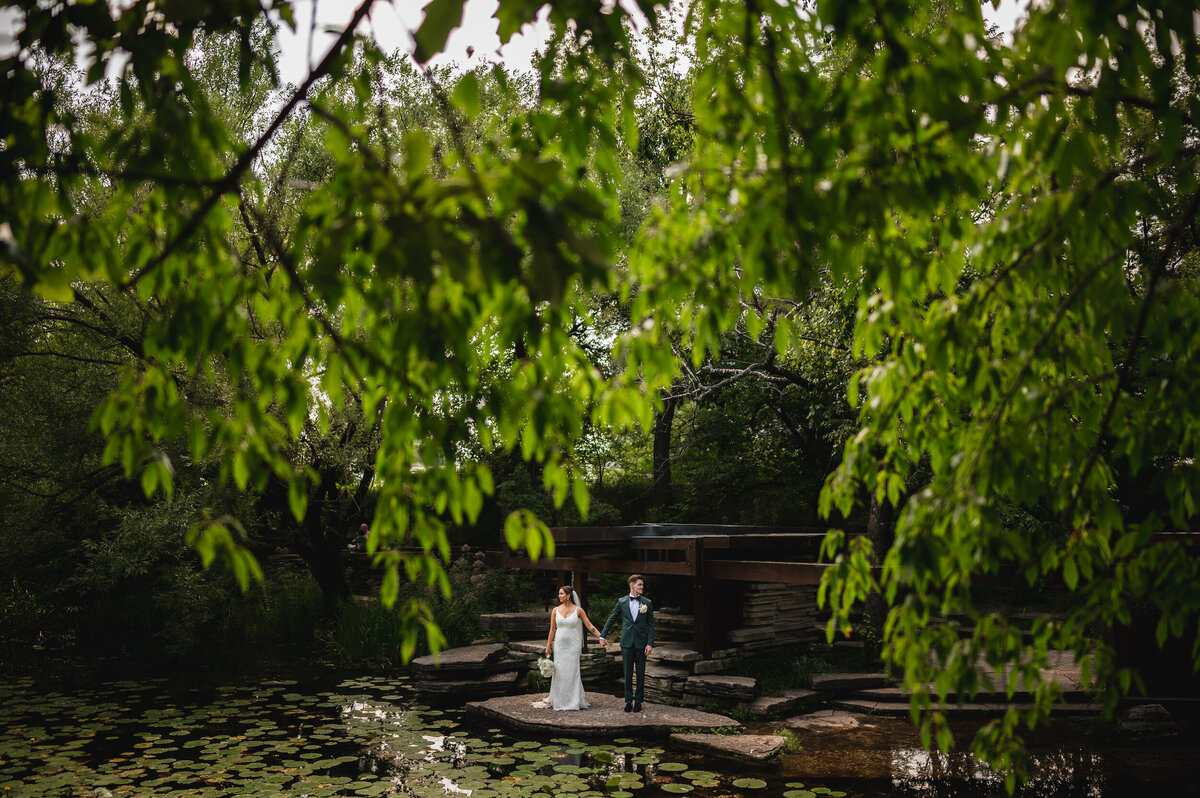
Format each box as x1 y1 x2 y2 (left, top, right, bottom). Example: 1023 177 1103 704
485 524 853 654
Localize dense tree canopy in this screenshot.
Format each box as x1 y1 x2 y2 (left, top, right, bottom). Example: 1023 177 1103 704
4 0 1200 779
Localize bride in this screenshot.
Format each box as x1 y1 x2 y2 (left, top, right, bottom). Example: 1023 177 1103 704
533 585 604 710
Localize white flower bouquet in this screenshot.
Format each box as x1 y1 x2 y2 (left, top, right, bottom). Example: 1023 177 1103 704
536 657 555 677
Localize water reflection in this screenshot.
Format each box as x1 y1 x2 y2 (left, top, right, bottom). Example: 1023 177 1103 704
890 746 1107 797
0 675 1191 798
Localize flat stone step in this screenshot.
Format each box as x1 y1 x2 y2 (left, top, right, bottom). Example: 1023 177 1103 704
670 733 786 764
410 642 507 673
686 675 756 700
810 673 889 691
649 644 704 664
413 669 521 696
479 611 550 635
852 686 1095 703
466 693 739 737
832 698 1103 716
785 709 864 730
743 688 817 717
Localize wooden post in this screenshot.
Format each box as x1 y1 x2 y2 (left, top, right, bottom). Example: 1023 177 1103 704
572 568 589 610
686 539 713 653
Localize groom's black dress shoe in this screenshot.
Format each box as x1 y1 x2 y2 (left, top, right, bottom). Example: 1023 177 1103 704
633 702 642 712
624 703 632 712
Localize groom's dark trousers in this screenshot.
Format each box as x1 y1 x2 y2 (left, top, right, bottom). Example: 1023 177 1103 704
600 595 655 704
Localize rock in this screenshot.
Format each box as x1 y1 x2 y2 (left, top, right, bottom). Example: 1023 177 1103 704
650 644 704 664
743 688 817 717
728 627 776 643
670 732 787 764
692 659 728 675
413 669 520 697
466 693 739 737
1120 703 1178 737
479 611 549 637
809 672 889 691
410 642 507 672
786 709 863 730
685 675 757 700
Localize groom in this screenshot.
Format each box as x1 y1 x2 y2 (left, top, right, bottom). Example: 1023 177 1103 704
599 574 655 713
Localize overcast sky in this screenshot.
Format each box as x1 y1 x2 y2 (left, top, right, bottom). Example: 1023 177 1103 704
0 1 1025 84
274 0 553 82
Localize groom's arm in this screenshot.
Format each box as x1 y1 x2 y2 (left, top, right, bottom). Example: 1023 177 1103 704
600 599 622 640
646 600 655 647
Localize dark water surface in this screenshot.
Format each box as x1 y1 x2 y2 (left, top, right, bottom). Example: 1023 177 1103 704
0 672 1194 797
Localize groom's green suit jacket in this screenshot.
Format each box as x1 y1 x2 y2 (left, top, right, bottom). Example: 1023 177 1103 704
601 595 655 649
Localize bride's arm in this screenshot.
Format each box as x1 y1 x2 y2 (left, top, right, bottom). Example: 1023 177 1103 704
578 608 603 639
545 610 556 656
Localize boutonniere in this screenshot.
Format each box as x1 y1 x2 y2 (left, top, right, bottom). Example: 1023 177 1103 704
637 603 647 615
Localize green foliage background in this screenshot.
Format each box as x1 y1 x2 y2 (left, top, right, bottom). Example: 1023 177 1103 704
3 0 1200 781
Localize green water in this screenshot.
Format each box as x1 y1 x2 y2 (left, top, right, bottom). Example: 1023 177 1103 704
0 674 1191 797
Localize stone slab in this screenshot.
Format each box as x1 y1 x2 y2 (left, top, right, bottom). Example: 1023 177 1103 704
686 674 757 699
786 709 864 731
810 672 889 691
479 611 550 633
670 733 786 764
466 692 739 737
410 642 507 672
650 645 704 664
646 662 692 679
743 688 817 717
692 659 728 675
832 698 1103 716
413 669 520 696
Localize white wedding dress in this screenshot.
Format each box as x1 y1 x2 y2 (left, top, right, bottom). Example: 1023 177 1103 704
533 608 589 711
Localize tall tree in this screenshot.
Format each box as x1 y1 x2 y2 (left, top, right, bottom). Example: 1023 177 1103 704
6 0 1200 778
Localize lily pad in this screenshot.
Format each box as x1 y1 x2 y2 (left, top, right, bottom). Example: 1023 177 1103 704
656 762 689 772
732 777 768 789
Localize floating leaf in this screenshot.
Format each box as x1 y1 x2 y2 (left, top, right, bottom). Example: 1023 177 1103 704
733 778 768 789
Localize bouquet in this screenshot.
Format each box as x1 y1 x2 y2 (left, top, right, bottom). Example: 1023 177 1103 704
536 657 555 678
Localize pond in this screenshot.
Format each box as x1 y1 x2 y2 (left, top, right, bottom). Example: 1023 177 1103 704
0 673 1193 798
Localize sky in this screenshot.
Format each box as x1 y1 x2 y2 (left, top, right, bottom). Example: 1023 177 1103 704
274 0 1026 83
0 1 1026 81
275 0 553 82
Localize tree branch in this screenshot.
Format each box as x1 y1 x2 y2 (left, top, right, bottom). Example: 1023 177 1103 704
122 0 378 290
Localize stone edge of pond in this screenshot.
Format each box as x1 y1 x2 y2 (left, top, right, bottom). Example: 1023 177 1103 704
464 692 740 738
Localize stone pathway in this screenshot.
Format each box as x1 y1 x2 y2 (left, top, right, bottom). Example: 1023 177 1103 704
465 692 739 737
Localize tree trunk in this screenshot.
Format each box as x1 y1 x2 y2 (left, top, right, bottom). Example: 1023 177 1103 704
864 490 894 659
651 393 678 511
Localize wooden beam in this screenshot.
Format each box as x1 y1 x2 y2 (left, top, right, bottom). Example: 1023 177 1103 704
499 554 697 576
704 560 831 585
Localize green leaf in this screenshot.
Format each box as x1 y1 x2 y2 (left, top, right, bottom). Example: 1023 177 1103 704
141 462 159 497
381 565 399 608
288 478 308 522
452 71 480 117
1063 557 1078 591
414 0 463 64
